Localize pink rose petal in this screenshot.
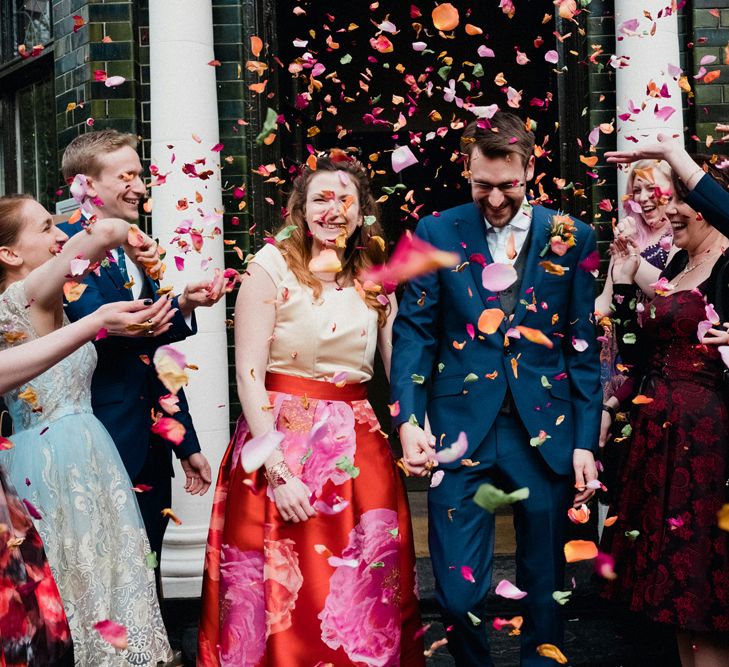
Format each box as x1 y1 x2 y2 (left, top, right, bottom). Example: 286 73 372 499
588 126 600 147
495 579 528 600
482 263 518 292
719 346 729 368
104 75 126 88
477 45 495 58
698 320 713 342
391 145 418 173
578 250 600 272
434 431 468 463
571 338 588 352
705 303 720 324
151 417 186 445
461 565 476 583
241 430 285 472
544 50 559 64
94 620 128 649
430 469 445 488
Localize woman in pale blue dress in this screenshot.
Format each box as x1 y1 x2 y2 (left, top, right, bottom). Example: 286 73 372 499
0 194 176 666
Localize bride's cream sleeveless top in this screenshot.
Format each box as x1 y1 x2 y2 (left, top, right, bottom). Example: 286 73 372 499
250 243 378 383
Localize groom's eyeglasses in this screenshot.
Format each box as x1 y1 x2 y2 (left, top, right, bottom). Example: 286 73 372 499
468 179 526 194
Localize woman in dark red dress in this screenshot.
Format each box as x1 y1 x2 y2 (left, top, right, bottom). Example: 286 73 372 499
602 150 729 666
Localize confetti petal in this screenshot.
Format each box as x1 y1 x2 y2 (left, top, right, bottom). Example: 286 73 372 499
477 308 505 335
94 620 128 650
308 248 342 273
151 417 186 445
473 483 529 513
434 431 468 463
153 346 189 394
391 145 419 173
432 3 460 31
537 643 568 664
564 540 598 563
495 579 528 599
361 232 459 287
515 326 553 349
482 263 518 292
241 430 285 473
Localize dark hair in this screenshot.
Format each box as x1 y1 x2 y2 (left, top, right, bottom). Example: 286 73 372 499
0 194 34 288
62 129 138 181
460 111 535 167
277 156 389 326
673 153 729 200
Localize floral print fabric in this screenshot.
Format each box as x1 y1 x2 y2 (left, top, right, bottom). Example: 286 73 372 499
602 289 729 632
198 375 424 667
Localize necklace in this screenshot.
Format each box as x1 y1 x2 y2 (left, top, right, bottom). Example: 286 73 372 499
673 252 720 285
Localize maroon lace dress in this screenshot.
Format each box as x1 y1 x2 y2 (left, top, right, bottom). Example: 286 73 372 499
602 286 729 632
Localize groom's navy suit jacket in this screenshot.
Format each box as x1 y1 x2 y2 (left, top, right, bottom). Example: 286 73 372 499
58 221 201 482
391 202 602 475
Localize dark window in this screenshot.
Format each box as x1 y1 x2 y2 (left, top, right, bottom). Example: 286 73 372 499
1 0 52 64
0 0 56 207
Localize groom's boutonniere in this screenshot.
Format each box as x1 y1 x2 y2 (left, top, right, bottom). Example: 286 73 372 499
540 213 576 257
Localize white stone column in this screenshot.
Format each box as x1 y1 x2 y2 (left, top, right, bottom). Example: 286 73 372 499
149 1 229 598
614 0 684 197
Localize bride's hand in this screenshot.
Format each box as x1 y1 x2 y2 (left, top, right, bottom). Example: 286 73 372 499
93 297 175 337
273 477 316 523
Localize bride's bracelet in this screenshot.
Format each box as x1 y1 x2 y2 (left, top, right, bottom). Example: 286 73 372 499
264 460 294 488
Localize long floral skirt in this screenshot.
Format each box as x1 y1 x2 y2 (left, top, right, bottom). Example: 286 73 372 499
198 373 424 667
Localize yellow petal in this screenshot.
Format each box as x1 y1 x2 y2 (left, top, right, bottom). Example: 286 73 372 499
537 643 569 664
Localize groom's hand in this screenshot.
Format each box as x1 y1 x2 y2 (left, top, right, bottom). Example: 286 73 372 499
399 422 436 477
573 449 597 506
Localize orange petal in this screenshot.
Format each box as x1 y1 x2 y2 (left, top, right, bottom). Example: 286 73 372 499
604 515 618 527
161 507 182 525
464 23 482 35
432 3 460 31
564 540 598 563
536 643 568 664
718 504 729 532
515 325 554 349
704 70 721 84
632 395 654 405
250 35 263 57
478 308 505 335
579 155 599 168
63 281 87 303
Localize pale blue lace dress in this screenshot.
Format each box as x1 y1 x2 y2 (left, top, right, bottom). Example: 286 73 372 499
0 281 173 666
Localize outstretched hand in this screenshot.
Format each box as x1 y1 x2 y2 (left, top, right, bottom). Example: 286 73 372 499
604 132 681 164
95 297 176 338
178 268 230 317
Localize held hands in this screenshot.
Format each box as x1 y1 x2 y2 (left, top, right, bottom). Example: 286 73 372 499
398 422 437 477
178 268 229 318
573 449 598 506
94 297 176 338
180 452 212 496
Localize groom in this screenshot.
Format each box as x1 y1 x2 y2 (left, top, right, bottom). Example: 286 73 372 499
58 130 223 573
391 111 602 665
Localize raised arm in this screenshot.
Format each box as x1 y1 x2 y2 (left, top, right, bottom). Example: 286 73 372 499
25 217 134 311
0 298 173 395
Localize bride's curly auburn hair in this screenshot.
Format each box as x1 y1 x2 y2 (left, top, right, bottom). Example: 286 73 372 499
276 156 390 327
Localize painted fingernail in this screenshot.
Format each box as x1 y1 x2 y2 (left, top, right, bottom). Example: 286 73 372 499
143 299 153 305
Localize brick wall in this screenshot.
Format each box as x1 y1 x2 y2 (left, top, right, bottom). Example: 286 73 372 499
52 0 139 171
692 0 729 152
